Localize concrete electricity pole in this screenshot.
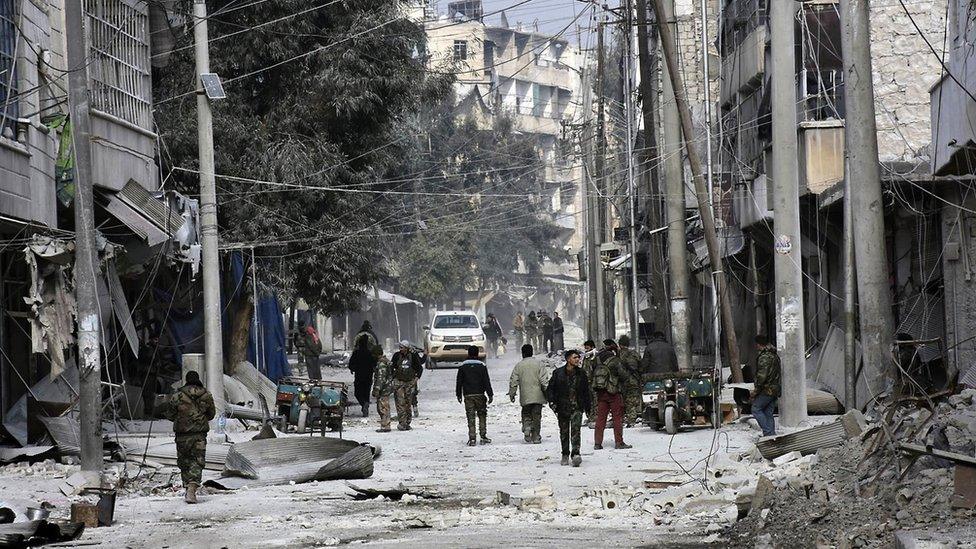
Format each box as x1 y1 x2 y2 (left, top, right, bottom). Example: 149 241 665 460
595 13 614 338
843 160 858 409
580 26 600 339
651 0 743 381
622 0 640 344
769 0 807 426
193 0 225 413
839 0 894 383
65 0 103 474
635 0 669 335
659 0 691 371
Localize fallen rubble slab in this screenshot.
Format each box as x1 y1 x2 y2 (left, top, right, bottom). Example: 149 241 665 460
756 409 867 460
347 482 445 500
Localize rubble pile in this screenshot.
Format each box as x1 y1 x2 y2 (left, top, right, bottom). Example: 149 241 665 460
725 388 976 548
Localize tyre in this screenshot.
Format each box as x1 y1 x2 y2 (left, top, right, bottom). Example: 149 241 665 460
664 406 678 435
297 408 309 434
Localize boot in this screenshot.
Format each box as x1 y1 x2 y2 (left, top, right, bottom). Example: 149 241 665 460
413 404 419 417
361 404 369 417
560 455 570 466
376 427 392 433
571 455 582 467
615 443 633 450
480 436 492 444
184 482 199 504
467 439 477 447
524 433 532 443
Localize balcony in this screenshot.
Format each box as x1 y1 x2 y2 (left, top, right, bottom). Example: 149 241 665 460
720 25 765 107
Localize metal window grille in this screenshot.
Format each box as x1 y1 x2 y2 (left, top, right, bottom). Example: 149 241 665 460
453 40 467 61
85 0 151 130
0 0 17 136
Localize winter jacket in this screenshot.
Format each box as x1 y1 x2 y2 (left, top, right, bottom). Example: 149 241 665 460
541 316 554 336
456 359 493 400
160 384 216 435
302 327 322 358
552 317 564 334
391 350 423 382
372 356 394 397
546 365 591 416
349 347 377 376
617 347 642 385
591 348 625 395
641 337 679 375
524 315 538 337
508 357 547 406
485 319 503 340
755 347 782 397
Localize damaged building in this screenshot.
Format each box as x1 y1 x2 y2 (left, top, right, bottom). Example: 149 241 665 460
0 0 264 449
713 0 958 403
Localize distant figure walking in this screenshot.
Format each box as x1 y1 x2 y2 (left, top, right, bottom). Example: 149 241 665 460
513 312 525 348
299 320 323 379
552 312 564 352
456 346 494 446
541 312 554 353
525 312 538 355
591 339 632 450
391 341 423 430
371 350 394 432
751 335 782 437
348 334 377 417
484 313 503 358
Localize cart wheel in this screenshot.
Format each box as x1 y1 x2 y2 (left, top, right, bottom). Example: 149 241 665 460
664 406 678 435
297 408 309 434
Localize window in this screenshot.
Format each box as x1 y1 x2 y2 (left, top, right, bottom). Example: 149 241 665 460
86 0 152 130
453 40 468 61
0 0 17 137
433 315 479 329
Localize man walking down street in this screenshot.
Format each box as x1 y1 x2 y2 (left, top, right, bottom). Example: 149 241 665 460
752 335 782 437
617 335 642 428
541 312 554 353
391 341 423 431
484 313 503 358
581 340 598 427
300 321 323 380
456 346 494 446
552 312 565 352
371 348 394 432
525 312 538 356
508 344 547 444
513 311 524 348
641 331 679 375
546 349 591 467
592 339 632 450
158 371 216 504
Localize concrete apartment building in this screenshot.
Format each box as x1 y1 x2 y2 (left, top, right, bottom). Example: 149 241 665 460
0 0 197 441
717 0 960 388
423 0 585 321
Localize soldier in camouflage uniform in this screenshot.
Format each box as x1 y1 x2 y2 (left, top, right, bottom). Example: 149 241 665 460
617 335 643 427
581 340 598 427
751 335 782 437
546 350 591 467
158 371 216 503
591 339 632 449
371 347 394 432
524 312 539 355
391 341 424 430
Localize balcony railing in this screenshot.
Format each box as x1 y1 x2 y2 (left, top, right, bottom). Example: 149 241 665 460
798 69 845 122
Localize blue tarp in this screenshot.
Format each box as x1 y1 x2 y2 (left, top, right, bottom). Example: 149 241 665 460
159 253 290 382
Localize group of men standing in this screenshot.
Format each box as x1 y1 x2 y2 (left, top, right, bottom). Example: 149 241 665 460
513 311 564 354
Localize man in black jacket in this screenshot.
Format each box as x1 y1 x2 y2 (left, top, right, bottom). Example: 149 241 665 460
546 349 591 466
456 346 494 446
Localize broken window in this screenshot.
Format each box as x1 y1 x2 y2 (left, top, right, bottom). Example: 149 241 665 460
85 0 152 130
453 39 468 61
0 0 17 137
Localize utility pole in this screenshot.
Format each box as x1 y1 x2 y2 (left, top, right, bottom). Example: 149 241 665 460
651 0 743 381
635 0 668 336
698 0 721 376
659 0 691 371
595 12 614 338
769 0 807 426
623 0 640 344
65 0 103 474
579 23 600 339
840 0 894 384
193 0 225 413
843 160 857 409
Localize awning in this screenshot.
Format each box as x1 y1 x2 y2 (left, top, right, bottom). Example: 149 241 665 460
368 288 424 307
99 179 191 247
607 252 632 271
544 276 584 287
689 226 746 271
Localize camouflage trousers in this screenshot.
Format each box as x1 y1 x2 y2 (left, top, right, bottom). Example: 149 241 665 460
175 433 207 486
521 403 543 441
463 394 488 440
558 411 583 456
392 379 416 428
625 380 643 425
376 394 392 429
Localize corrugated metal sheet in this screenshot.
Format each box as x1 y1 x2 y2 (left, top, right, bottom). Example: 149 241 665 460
756 410 867 459
208 439 375 489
